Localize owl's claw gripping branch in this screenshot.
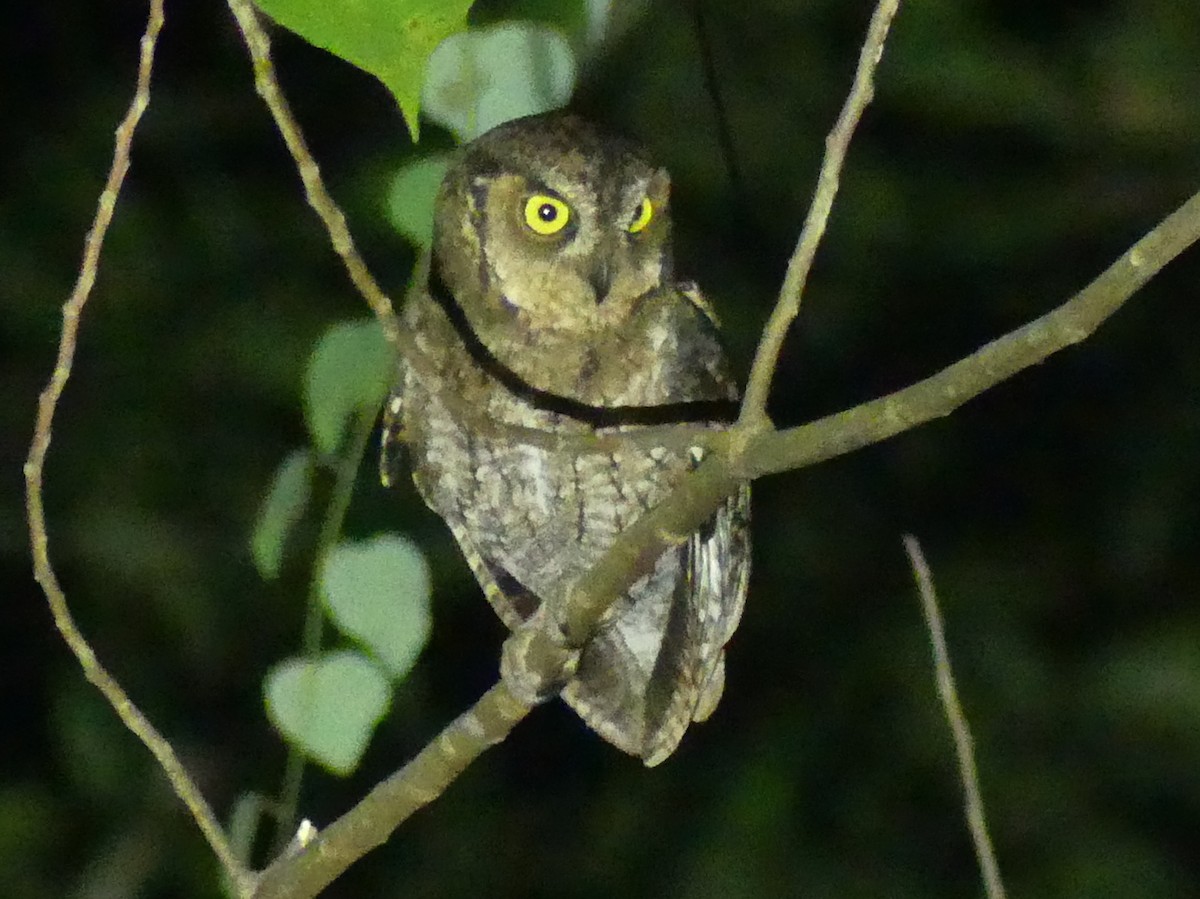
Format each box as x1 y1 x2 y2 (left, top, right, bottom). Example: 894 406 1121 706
499 608 582 707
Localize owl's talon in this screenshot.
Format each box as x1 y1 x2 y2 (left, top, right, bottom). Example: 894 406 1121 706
500 610 581 707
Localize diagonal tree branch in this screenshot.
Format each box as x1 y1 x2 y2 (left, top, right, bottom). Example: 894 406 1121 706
568 185 1200 626
737 185 1200 479
242 175 1200 892
224 0 401 350
251 682 531 899
22 1 251 893
548 184 1200 661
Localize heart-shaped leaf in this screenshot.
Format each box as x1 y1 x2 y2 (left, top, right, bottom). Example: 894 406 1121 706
303 319 392 457
422 22 576 140
253 0 477 139
321 535 432 680
387 153 452 249
264 651 390 775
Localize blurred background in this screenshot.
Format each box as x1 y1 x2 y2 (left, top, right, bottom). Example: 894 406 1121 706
3 0 1199 896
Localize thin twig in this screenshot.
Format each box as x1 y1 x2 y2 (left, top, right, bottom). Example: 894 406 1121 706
224 0 401 348
270 408 377 855
692 0 745 199
903 536 1007 899
738 0 901 426
22 1 250 893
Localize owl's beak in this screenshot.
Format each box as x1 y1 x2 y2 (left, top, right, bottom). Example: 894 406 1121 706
588 260 613 304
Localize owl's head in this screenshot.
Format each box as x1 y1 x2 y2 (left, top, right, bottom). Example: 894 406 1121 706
432 112 673 334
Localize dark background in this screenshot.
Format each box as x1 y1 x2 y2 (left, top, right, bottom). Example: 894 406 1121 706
3 0 1199 896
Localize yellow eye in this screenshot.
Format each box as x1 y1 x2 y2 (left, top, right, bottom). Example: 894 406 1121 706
523 195 571 235
628 198 653 234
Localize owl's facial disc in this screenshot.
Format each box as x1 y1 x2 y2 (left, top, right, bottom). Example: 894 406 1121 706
438 137 675 333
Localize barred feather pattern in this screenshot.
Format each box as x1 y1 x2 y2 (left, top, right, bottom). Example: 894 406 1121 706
382 281 750 765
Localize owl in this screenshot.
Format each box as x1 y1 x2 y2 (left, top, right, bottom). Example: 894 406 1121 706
381 112 750 766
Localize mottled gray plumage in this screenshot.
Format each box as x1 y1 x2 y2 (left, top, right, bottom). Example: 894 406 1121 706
381 112 750 765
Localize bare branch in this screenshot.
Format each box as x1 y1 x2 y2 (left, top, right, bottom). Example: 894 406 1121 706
250 162 1200 881
739 0 902 426
259 161 1199 898
903 536 1007 899
739 186 1200 479
22 1 251 893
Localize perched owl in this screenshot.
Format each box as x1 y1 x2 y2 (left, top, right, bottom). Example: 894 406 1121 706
381 112 750 766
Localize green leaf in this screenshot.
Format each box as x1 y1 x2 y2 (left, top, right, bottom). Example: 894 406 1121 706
422 22 576 140
253 0 477 139
250 449 313 580
264 651 391 775
321 534 432 680
386 153 452 248
303 319 392 456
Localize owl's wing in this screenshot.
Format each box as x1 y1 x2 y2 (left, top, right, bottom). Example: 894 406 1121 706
438 516 541 632
641 483 750 765
560 482 751 766
443 482 750 765
444 512 656 761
